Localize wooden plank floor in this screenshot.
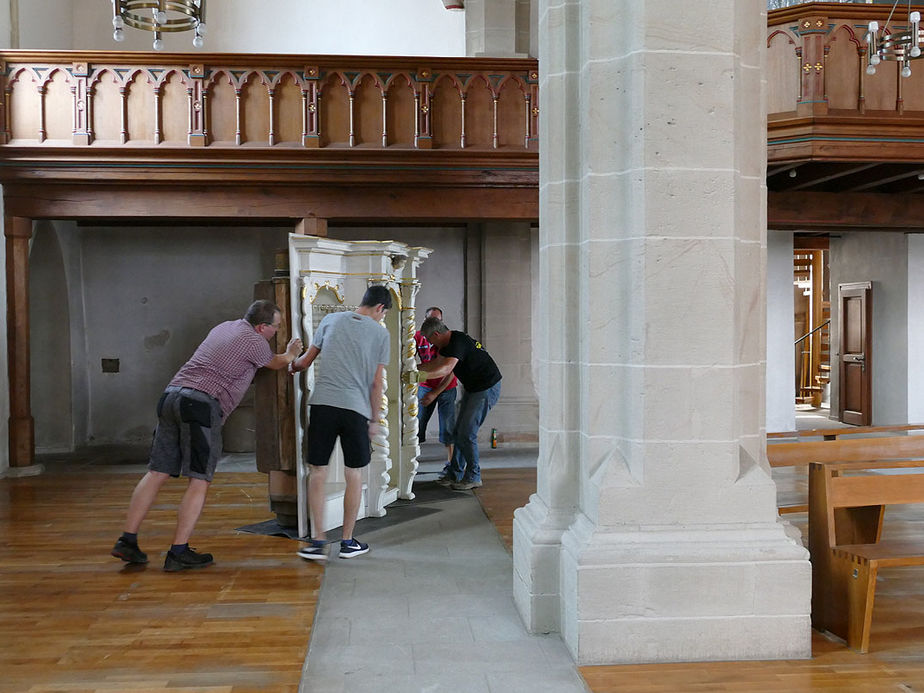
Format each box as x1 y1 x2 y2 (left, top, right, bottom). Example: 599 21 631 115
474 467 924 693
0 468 323 693
5 462 924 691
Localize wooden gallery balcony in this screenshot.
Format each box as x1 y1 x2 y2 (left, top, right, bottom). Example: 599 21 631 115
0 51 539 223
767 2 924 230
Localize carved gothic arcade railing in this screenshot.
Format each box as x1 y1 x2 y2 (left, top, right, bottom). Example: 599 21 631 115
767 3 924 161
0 51 538 152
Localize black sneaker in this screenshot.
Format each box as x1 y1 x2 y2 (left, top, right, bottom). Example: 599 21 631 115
339 538 369 559
111 538 148 564
163 547 213 572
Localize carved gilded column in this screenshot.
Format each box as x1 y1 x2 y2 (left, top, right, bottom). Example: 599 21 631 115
188 63 207 146
6 216 34 469
71 61 90 145
397 279 421 500
303 66 320 148
416 67 433 149
796 14 829 117
526 67 538 150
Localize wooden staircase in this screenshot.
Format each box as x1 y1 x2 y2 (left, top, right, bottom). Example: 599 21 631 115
795 250 829 407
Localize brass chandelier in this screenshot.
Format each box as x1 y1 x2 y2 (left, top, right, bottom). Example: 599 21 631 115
111 0 206 50
866 1 922 77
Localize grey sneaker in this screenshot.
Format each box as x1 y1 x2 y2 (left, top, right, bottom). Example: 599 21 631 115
451 479 483 491
296 539 328 561
163 547 213 572
111 538 148 564
435 476 454 487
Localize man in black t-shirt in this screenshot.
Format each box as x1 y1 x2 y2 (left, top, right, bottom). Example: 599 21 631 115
420 317 502 490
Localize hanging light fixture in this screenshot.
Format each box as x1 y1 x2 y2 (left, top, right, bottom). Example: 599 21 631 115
866 1 920 78
111 0 206 50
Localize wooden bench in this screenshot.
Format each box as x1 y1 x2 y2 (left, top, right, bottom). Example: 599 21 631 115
768 423 924 441
766 432 924 513
809 459 924 652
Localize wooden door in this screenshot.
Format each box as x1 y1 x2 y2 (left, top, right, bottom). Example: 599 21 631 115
838 282 872 425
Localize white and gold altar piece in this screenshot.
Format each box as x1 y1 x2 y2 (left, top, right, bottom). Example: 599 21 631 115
288 234 431 537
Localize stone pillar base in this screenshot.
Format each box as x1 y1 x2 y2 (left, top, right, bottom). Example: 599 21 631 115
513 493 571 634
560 514 812 664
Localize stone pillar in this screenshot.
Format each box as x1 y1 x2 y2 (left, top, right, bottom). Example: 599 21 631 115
513 0 811 664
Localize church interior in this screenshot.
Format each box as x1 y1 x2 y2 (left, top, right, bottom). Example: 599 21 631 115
2 1 924 690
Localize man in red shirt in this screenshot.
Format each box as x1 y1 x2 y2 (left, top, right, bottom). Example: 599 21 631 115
415 307 457 464
111 300 302 572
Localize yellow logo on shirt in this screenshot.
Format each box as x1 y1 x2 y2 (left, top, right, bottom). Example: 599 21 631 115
475 341 483 349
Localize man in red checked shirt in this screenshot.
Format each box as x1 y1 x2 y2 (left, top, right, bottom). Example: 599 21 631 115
415 307 457 464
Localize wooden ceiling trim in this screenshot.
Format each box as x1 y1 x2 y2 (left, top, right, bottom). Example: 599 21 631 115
769 191 924 230
1 182 539 222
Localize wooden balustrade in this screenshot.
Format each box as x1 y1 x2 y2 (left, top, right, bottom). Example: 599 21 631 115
0 51 538 153
768 2 924 162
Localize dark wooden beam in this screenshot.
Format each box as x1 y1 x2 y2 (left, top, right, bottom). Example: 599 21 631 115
2 184 539 222
769 191 924 230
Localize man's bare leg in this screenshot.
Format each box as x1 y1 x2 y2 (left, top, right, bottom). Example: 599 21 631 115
307 464 329 541
341 467 363 540
123 470 171 533
172 477 210 545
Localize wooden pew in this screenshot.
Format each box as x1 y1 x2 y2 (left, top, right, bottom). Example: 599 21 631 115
766 432 924 513
808 459 924 652
768 423 924 441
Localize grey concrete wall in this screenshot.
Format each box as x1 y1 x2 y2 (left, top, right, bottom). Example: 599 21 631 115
908 234 924 423
766 230 795 433
483 222 537 440
330 223 538 443
328 226 466 330
29 224 289 448
830 231 908 425
30 221 73 452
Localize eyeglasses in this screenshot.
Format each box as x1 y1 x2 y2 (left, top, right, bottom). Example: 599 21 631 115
262 322 281 331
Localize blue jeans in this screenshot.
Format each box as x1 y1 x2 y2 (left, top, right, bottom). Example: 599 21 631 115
442 381 501 483
418 385 457 445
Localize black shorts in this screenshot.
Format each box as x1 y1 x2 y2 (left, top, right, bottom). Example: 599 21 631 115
306 404 371 469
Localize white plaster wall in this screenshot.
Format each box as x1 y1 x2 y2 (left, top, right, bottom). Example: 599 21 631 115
18 0 72 49
829 231 908 425
908 234 924 423
18 0 465 55
40 225 288 447
766 230 795 433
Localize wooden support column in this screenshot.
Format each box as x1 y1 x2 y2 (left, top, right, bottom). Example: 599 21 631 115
6 216 34 469
294 218 327 237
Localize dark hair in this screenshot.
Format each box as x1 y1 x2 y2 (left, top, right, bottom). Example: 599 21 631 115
244 299 281 326
424 306 442 318
360 285 392 310
420 316 449 340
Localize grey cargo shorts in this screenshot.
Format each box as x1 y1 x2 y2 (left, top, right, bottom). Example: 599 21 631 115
148 386 223 482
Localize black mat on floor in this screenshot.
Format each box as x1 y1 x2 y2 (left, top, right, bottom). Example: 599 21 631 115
235 481 469 541
235 518 306 541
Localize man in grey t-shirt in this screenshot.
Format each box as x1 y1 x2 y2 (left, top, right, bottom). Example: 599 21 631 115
289 285 391 560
